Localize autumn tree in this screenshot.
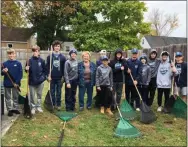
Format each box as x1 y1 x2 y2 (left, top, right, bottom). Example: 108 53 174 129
1 1 27 27
69 1 150 51
148 8 179 36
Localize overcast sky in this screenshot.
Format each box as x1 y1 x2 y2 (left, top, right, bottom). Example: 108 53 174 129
143 1 186 37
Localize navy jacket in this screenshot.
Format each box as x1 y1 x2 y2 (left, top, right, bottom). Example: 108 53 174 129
46 53 66 80
125 58 142 85
1 60 23 88
26 56 47 86
96 58 102 67
175 62 187 87
78 61 96 87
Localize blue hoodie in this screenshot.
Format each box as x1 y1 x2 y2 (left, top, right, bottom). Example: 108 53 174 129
46 53 66 80
125 58 142 85
26 56 47 86
1 60 23 88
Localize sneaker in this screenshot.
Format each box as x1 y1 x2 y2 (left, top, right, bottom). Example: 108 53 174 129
37 107 43 113
57 106 61 111
8 111 13 117
31 108 36 115
157 106 162 112
106 108 113 115
136 108 140 112
87 106 92 110
100 107 104 114
79 107 84 111
12 110 21 114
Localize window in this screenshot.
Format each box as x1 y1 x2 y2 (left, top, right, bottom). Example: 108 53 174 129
7 43 13 48
66 46 70 52
142 39 144 45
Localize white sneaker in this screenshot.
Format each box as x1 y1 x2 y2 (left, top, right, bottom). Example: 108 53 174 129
31 108 35 115
157 106 162 112
37 107 43 113
136 108 140 111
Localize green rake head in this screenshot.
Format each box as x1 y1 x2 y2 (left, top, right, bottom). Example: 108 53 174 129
114 118 141 138
56 112 78 121
120 99 137 120
172 96 187 119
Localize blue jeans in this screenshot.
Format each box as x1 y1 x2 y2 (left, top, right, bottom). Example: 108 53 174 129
79 82 93 108
50 79 63 107
65 79 77 111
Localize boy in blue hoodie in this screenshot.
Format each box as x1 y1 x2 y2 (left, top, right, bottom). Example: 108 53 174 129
1 49 23 116
46 40 66 110
174 51 187 103
125 48 142 111
25 46 47 114
64 49 78 111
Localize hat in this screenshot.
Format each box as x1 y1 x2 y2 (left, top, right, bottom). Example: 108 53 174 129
100 50 107 54
140 56 147 62
161 51 169 56
175 52 183 57
131 48 138 54
69 48 77 56
150 49 157 54
101 55 108 61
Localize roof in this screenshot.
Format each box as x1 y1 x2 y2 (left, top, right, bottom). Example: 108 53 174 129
1 26 34 42
144 35 187 48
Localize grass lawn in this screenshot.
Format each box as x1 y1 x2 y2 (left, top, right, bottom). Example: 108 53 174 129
1 74 187 146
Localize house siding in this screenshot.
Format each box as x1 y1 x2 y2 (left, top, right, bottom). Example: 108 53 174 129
140 37 151 49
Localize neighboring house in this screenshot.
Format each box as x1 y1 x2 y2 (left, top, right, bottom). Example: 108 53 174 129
62 41 75 52
1 26 36 49
140 35 187 49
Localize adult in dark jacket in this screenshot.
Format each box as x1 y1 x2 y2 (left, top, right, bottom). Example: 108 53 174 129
174 51 187 102
138 56 151 105
25 46 47 114
147 49 160 106
109 49 127 110
125 48 142 111
46 40 66 110
78 51 96 111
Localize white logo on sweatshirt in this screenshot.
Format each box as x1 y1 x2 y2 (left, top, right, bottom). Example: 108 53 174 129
160 67 168 75
38 62 41 66
53 60 60 68
14 64 17 67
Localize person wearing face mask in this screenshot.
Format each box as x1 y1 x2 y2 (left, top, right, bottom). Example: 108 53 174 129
124 48 142 111
156 51 177 112
147 49 161 106
137 55 151 106
64 48 78 111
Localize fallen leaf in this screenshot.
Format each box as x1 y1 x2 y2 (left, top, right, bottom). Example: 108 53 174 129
12 139 17 142
43 135 48 139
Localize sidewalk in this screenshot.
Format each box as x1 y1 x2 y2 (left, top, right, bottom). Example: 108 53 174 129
1 104 21 137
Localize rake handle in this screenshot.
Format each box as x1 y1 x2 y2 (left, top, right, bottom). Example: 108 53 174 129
57 121 66 147
129 71 143 101
48 45 53 90
171 52 176 95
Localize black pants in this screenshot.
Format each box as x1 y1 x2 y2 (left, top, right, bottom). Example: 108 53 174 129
65 79 77 111
98 86 112 108
148 77 157 106
138 85 149 105
125 85 140 108
111 82 123 108
157 88 170 107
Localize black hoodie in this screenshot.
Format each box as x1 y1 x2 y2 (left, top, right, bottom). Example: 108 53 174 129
109 49 127 82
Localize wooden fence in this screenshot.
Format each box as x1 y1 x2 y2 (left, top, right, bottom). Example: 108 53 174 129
1 43 187 66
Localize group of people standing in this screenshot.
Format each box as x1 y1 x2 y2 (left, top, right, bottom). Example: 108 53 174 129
1 40 187 117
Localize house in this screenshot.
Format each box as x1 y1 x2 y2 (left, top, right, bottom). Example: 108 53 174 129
1 26 36 49
140 35 187 49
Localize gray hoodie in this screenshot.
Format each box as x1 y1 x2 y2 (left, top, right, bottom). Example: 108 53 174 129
148 49 161 78
138 64 151 86
157 51 172 88
64 58 78 84
96 64 113 88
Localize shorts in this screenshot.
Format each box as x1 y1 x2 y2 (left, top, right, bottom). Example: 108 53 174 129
174 87 187 96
